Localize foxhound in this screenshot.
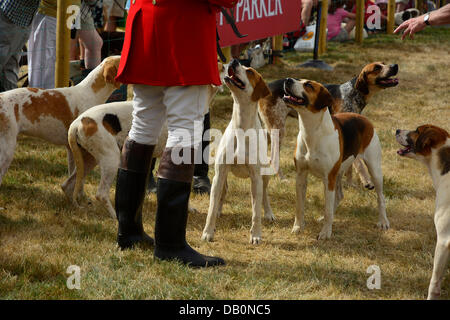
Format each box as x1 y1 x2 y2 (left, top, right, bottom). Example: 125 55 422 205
258 62 399 187
0 56 122 188
202 59 275 244
67 101 167 218
67 79 222 218
283 78 389 239
396 124 450 299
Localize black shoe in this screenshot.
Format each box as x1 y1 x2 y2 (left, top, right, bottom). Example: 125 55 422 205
192 175 211 195
115 139 155 250
154 148 225 268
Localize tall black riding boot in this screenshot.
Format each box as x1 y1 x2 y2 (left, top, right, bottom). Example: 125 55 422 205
115 138 155 250
154 147 225 267
147 158 157 194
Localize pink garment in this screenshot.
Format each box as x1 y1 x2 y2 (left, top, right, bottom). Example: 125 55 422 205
327 8 349 40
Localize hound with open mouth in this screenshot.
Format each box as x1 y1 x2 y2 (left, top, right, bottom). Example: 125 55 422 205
396 124 450 299
257 62 399 187
283 78 389 240
202 59 275 244
325 62 399 190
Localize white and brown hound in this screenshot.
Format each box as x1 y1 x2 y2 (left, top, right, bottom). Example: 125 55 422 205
283 78 389 239
66 76 224 218
67 101 167 218
202 59 275 244
258 62 399 187
0 56 122 188
396 124 450 299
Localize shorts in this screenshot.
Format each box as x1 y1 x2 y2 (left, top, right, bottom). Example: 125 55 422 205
80 13 95 30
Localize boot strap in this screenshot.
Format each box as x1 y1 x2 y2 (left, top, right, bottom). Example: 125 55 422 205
157 148 195 183
120 138 155 172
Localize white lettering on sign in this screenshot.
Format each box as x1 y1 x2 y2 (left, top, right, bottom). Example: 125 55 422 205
220 0 284 25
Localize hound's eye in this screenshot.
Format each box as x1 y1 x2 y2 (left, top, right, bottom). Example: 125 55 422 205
374 65 382 71
304 82 314 90
246 69 254 75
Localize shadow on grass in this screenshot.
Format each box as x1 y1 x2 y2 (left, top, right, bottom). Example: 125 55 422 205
0 183 67 210
227 256 434 299
383 176 435 200
10 156 68 178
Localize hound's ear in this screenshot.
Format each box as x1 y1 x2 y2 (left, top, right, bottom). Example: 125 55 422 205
314 86 334 110
356 71 369 95
415 128 446 155
251 77 271 101
439 147 450 175
103 60 121 89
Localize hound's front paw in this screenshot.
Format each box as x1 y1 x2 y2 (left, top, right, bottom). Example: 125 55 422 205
291 225 304 234
250 235 262 245
427 291 441 300
377 219 390 230
264 211 275 222
317 225 332 240
201 231 215 242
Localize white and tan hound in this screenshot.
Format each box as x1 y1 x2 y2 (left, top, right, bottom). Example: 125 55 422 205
66 75 224 218
259 62 399 187
67 101 166 218
283 78 389 240
0 56 122 188
202 59 275 244
396 124 450 299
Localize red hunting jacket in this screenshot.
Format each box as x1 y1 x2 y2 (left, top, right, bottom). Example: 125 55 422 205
116 0 237 87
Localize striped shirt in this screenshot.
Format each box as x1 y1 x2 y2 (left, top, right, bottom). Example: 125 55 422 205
0 0 41 27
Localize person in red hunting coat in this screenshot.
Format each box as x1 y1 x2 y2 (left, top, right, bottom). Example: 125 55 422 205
116 0 233 86
114 0 236 268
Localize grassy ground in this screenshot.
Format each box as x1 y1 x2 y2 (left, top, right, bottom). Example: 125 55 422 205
1 28 449 300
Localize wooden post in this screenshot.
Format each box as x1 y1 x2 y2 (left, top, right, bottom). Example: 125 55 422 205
387 0 395 34
355 0 364 44
272 35 283 64
318 0 328 55
55 0 71 88
415 0 424 13
221 46 232 63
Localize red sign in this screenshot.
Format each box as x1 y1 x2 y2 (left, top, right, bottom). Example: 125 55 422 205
217 0 302 47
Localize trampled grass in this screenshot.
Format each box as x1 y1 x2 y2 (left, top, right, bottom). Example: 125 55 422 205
1 28 449 299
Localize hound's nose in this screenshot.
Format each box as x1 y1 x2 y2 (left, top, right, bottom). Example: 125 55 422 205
396 129 401 135
285 78 294 86
390 64 398 73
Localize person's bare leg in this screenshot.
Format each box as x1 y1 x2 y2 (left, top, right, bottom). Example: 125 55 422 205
104 16 117 32
301 0 314 25
78 29 103 69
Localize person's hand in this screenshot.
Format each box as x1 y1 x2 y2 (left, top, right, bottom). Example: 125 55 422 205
394 15 427 40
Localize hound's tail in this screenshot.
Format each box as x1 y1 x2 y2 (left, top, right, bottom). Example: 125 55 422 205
68 123 84 204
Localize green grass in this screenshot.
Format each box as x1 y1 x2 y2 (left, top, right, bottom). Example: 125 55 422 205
1 28 449 300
